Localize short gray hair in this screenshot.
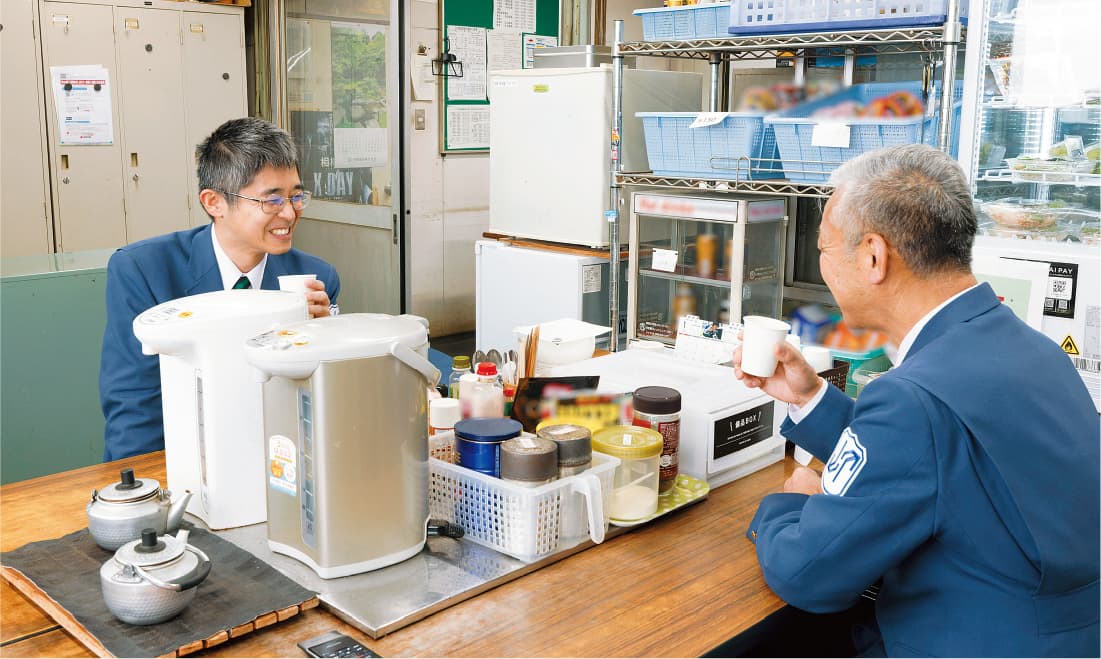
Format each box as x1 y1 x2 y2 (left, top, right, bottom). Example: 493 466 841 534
196 117 299 203
828 144 976 276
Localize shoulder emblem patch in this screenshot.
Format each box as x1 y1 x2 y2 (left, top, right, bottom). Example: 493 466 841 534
823 428 867 496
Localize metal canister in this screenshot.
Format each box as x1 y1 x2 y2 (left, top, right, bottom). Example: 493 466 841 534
455 418 523 478
500 435 558 487
632 386 682 494
536 423 593 477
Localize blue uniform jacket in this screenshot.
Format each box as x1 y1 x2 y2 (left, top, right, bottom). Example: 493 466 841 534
99 224 340 461
748 283 1099 657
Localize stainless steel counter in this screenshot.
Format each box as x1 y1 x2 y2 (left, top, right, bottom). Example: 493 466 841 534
216 523 606 638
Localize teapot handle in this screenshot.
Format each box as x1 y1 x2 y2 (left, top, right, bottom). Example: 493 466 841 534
133 545 212 592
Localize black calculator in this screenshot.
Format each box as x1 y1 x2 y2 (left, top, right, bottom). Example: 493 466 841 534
298 631 382 658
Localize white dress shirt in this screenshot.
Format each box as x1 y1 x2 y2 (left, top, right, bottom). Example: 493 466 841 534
211 225 267 291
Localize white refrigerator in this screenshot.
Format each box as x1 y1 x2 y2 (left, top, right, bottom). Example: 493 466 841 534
475 240 627 354
960 0 1101 410
488 67 703 247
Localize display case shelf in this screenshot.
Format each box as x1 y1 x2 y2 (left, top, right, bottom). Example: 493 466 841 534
617 173 834 198
617 26 956 61
980 168 1101 188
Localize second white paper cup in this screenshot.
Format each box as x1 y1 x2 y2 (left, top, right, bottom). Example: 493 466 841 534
278 274 317 293
741 316 792 377
802 345 834 373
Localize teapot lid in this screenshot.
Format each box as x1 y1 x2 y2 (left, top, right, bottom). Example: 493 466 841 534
98 468 159 503
114 528 188 568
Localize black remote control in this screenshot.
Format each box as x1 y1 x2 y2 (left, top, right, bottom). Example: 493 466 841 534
298 631 382 658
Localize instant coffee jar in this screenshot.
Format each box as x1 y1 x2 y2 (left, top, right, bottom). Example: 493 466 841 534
500 435 558 487
536 423 593 477
632 386 681 494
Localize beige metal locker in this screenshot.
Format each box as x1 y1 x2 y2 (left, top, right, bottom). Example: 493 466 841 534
1 0 55 257
181 9 247 228
34 0 245 253
40 1 127 252
115 6 190 243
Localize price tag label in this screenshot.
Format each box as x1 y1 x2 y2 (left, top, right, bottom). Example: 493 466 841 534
811 122 851 148
690 113 729 128
651 248 678 272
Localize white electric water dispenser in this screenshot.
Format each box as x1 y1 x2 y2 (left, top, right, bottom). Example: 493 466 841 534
133 290 307 529
243 313 441 578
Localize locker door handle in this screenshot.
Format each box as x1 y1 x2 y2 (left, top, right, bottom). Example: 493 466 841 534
133 174 140 182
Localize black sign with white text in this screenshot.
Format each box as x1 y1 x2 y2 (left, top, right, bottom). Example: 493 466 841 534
714 402 774 460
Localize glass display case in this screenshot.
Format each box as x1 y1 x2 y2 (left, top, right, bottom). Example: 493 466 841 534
960 0 1101 408
627 193 787 344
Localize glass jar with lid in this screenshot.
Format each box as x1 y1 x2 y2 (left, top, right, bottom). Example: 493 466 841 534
592 425 663 521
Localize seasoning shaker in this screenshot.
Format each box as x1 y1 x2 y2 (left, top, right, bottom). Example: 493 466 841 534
500 435 558 487
537 423 593 478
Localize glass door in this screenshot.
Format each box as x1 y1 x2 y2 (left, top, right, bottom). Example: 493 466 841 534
960 0 1101 408
278 0 402 314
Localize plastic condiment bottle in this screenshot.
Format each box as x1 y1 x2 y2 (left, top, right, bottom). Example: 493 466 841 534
463 362 504 418
448 355 471 399
592 425 663 521
429 398 461 435
632 386 681 494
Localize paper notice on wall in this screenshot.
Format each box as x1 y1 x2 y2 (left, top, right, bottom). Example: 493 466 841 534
523 34 558 69
447 105 490 150
50 65 114 145
411 52 436 101
494 0 536 32
488 29 523 71
334 127 387 168
447 26 488 101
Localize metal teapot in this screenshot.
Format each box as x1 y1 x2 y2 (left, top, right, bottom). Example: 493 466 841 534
100 528 211 625
87 468 192 550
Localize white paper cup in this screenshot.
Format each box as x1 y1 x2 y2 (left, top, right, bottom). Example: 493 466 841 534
740 316 792 377
277 274 316 293
802 345 834 373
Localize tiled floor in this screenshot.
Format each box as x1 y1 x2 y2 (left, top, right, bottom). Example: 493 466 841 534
430 331 475 360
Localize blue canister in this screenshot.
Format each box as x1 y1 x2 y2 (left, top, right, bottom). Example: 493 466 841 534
455 418 523 478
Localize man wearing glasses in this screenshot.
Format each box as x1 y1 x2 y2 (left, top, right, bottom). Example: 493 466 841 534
99 117 340 461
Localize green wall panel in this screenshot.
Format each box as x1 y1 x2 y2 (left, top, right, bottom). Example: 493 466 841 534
1 251 113 483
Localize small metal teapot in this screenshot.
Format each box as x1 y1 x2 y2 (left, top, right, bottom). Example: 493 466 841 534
100 528 211 625
87 468 192 550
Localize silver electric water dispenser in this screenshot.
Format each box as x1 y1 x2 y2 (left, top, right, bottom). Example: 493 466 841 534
244 313 441 578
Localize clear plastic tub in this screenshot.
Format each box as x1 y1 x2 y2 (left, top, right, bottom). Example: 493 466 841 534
592 426 663 522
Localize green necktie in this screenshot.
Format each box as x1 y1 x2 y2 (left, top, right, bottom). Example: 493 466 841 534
232 275 251 290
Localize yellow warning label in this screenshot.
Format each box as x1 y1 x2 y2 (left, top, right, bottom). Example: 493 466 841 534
1061 335 1080 355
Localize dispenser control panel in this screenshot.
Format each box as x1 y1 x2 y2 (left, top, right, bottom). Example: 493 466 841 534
299 388 317 549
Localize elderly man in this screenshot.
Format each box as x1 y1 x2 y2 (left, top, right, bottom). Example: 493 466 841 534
722 144 1099 657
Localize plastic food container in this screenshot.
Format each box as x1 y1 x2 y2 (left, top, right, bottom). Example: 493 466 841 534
592 426 663 521
1006 157 1096 183
852 355 892 397
982 198 1067 229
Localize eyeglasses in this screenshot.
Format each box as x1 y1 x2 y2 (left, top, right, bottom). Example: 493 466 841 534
218 189 312 214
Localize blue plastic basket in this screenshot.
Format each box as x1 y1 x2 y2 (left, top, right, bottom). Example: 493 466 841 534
635 4 734 41
764 81 962 183
637 111 784 180
729 0 968 35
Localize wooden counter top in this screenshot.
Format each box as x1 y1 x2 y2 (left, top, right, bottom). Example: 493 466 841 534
1 452 791 657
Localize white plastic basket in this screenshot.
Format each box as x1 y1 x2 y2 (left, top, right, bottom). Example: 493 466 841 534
428 431 619 563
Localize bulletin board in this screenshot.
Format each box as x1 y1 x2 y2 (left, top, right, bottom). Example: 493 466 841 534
438 0 559 153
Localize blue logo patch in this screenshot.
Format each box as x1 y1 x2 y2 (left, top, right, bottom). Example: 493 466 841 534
823 428 867 496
